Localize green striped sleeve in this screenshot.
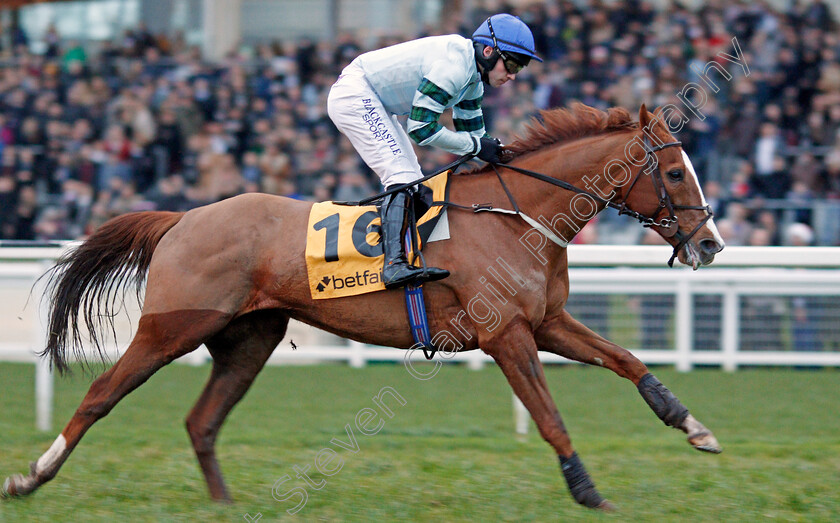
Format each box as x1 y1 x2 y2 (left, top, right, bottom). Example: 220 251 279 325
454 115 484 132
455 97 482 111
408 122 442 143
418 78 452 106
409 106 441 123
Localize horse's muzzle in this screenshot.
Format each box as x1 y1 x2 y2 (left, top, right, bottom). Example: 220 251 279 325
697 237 724 265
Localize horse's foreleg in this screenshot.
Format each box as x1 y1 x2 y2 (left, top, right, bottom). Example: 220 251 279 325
3 310 230 498
484 320 613 510
186 310 288 502
535 311 721 453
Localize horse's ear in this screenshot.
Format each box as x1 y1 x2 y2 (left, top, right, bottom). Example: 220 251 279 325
639 104 650 129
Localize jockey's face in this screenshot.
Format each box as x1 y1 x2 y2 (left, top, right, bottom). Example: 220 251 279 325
483 46 517 87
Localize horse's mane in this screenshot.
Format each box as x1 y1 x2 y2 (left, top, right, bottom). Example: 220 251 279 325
505 103 638 157
461 103 639 174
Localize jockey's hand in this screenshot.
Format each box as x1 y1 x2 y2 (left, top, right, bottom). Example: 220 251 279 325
499 147 515 163
476 136 504 163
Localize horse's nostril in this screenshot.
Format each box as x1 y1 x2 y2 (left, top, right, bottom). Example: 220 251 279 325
698 238 723 255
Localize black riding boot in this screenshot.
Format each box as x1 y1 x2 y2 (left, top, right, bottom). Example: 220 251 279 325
380 189 449 289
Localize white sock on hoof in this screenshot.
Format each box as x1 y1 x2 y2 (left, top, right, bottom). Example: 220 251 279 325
35 434 67 476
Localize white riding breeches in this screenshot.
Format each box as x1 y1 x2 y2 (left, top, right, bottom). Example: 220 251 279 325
327 61 423 187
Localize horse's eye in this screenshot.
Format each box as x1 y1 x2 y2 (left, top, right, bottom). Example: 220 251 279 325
667 169 683 181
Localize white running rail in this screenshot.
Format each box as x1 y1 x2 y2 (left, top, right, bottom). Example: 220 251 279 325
2 244 839 431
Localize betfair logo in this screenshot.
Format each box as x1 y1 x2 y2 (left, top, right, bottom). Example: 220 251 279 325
316 270 383 292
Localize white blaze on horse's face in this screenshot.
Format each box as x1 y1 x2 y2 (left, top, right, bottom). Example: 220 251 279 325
663 149 725 270
680 150 724 249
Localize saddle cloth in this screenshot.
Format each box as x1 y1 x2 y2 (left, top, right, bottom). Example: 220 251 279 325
305 171 450 299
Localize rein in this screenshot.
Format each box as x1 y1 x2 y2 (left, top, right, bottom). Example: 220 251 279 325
334 133 714 268
488 137 714 267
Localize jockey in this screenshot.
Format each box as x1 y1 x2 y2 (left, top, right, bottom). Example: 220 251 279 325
327 13 542 289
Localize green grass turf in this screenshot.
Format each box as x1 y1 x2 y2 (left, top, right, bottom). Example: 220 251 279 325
0 361 838 522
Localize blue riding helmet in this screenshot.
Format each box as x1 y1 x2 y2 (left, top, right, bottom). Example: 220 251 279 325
472 14 543 64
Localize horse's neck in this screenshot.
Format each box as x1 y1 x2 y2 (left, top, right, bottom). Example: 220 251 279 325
503 132 634 243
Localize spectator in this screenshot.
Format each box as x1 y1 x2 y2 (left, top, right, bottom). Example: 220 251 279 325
748 226 773 246
717 202 753 246
784 222 815 246
754 209 781 245
151 107 184 174
332 171 373 203
790 153 824 191
786 182 815 224
753 122 783 176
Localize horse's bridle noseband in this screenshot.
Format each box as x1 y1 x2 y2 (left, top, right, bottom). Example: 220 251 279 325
492 134 714 267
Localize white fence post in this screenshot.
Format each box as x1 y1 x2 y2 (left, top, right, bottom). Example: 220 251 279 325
467 351 485 370
35 357 53 432
34 260 53 432
513 394 529 435
721 287 740 372
675 278 693 372
349 340 366 368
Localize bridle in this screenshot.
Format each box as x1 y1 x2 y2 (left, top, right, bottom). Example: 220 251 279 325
615 136 715 266
491 134 714 267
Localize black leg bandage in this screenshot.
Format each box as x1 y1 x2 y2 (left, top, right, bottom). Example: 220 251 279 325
637 373 689 428
559 452 604 508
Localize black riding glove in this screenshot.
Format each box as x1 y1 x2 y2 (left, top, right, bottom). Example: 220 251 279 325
475 136 504 164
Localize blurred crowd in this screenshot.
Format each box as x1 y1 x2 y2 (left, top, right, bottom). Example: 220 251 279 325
0 0 839 245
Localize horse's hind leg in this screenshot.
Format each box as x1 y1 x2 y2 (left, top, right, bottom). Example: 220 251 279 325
3 309 230 498
535 310 721 453
185 310 289 502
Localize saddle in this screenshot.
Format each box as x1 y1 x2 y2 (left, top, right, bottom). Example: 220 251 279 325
304 172 450 299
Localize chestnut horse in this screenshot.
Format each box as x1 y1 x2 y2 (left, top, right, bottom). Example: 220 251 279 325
4 104 724 510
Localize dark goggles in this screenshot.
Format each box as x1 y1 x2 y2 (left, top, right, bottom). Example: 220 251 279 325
500 53 526 74
486 17 529 75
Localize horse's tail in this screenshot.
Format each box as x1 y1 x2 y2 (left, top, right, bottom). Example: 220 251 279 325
41 211 185 375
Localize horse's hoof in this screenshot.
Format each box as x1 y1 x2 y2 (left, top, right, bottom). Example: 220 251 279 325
596 499 617 511
683 414 722 453
688 431 722 453
3 475 20 498
2 473 38 497
595 499 618 512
